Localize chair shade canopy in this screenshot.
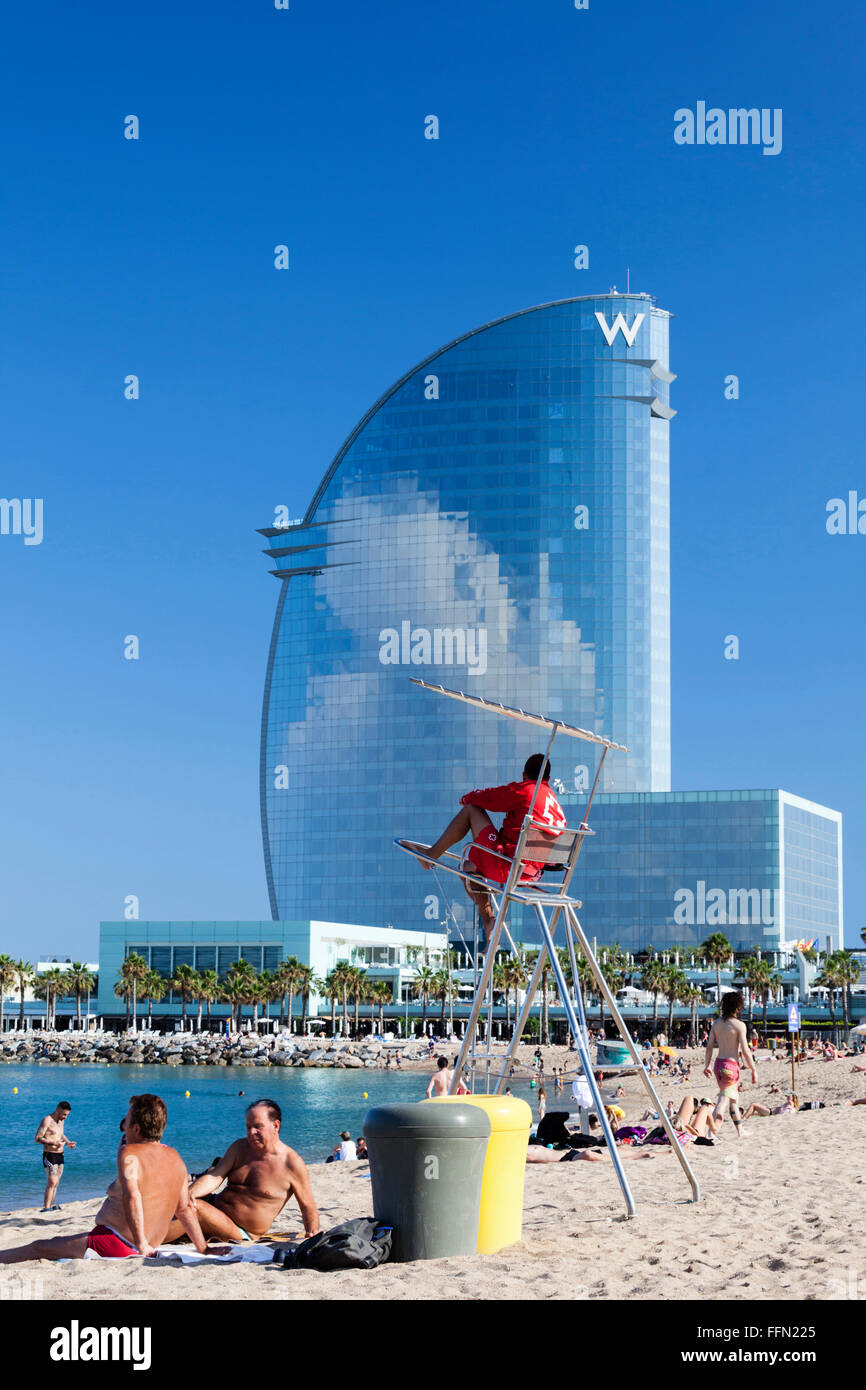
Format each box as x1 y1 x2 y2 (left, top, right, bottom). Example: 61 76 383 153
409 679 629 752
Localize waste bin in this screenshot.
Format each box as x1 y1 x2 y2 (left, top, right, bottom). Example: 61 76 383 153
364 1102 490 1262
425 1094 531 1253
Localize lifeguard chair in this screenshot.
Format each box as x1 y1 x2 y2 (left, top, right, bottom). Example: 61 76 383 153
396 678 700 1218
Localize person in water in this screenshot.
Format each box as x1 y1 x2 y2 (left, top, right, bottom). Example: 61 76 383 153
703 992 758 1138
423 753 566 941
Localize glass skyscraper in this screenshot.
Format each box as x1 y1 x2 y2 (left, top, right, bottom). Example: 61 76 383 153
260 293 675 936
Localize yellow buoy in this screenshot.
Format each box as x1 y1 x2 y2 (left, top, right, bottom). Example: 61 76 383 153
184 1090 190 1098
12 1087 18 1094
363 1092 368 1099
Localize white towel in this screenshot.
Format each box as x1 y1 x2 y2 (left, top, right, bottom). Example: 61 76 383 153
146 1243 277 1266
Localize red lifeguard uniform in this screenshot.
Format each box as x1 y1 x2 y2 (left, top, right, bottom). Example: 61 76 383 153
460 779 566 883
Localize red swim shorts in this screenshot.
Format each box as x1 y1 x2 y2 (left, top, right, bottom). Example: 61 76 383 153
85 1224 139 1258
466 827 540 885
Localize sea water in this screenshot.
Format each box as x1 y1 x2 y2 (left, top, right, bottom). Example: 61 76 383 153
0 1062 541 1211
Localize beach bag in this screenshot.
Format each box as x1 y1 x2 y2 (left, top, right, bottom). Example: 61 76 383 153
281 1217 393 1272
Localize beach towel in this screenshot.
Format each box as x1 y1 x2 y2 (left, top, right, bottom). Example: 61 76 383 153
146 1244 277 1266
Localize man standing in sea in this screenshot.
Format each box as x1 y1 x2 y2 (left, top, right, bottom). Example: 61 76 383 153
34 1101 76 1212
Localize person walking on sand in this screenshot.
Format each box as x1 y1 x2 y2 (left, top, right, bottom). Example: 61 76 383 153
704 992 758 1138
34 1101 76 1211
420 754 566 943
537 1086 547 1122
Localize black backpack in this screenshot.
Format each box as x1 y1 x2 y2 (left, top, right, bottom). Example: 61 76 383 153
280 1217 393 1272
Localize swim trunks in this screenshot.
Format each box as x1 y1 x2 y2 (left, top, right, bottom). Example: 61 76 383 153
85 1224 139 1258
196 1196 254 1241
713 1058 740 1098
42 1151 64 1171
466 826 541 885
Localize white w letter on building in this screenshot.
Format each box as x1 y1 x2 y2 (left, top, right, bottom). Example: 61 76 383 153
594 310 645 347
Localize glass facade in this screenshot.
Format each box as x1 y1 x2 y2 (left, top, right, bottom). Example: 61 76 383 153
260 293 673 935
781 796 842 952
565 789 841 955
98 921 447 1019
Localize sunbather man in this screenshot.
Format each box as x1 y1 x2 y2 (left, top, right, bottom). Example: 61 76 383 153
164 1099 320 1244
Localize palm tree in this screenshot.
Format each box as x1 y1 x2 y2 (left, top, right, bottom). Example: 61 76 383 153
526 950 554 1045
115 978 131 1028
142 970 166 1026
329 960 354 1038
295 965 316 1036
321 970 340 1037
503 958 528 1040
831 950 861 1028
701 932 732 1003
277 956 303 1032
0 954 16 1034
760 968 782 1034
348 966 366 1038
14 959 34 1028
662 965 689 1036
369 978 392 1034
412 965 438 1038
169 963 199 1031
815 957 846 1039
595 946 625 1028
492 963 510 1035
197 969 219 1031
43 967 69 1034
640 957 667 1028
738 956 765 1029
220 977 246 1032
65 962 95 1029
35 968 68 1031
686 984 703 1046
225 959 257 1031
257 969 282 1033
431 969 453 1033
120 953 149 1032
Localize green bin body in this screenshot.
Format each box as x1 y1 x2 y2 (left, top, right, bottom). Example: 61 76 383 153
364 1102 490 1262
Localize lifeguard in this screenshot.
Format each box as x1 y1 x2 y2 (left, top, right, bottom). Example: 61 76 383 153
422 753 566 941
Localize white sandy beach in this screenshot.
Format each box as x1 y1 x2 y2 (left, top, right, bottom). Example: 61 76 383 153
1 1050 863 1301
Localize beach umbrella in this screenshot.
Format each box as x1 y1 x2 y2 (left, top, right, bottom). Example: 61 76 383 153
658 1045 677 1055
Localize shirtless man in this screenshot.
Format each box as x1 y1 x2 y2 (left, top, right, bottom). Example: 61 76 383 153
34 1101 76 1211
703 992 758 1138
0 1094 209 1263
164 1099 320 1244
425 1056 468 1098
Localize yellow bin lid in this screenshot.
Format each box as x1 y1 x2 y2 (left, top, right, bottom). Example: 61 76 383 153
425 1094 532 1132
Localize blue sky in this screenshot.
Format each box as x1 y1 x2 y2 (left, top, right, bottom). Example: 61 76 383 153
1 0 864 959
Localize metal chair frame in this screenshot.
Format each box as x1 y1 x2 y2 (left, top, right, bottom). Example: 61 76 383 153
395 682 701 1218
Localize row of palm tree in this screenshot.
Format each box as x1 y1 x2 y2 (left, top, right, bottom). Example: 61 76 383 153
113 954 413 1037
115 954 322 1034
0 956 96 1030
814 950 862 1030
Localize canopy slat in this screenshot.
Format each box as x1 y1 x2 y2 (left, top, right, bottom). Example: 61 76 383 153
410 678 629 752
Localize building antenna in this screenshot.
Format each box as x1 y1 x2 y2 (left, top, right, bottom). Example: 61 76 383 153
626 266 630 293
